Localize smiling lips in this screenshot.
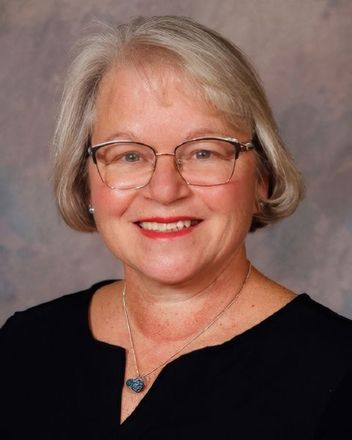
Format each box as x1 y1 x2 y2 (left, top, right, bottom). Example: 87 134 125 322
135 217 201 238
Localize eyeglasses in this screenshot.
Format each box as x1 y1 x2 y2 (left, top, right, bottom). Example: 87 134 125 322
87 136 255 190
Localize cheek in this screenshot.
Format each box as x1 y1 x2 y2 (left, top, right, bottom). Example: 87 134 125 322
88 164 131 222
232 159 261 214
206 175 258 219
88 164 109 209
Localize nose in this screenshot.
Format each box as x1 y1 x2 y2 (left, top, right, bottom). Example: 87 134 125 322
143 153 191 204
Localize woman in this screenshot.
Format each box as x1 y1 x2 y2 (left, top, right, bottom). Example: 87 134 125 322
1 16 351 439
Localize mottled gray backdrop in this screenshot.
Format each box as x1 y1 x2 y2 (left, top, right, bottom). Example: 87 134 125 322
1 0 351 325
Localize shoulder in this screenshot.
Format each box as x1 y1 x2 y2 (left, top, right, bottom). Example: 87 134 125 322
0 280 115 347
287 293 352 339
270 293 352 379
249 285 352 361
242 292 352 395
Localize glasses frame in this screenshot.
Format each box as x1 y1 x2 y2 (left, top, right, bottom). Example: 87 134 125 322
87 136 255 190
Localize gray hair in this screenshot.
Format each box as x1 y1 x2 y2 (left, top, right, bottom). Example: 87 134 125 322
53 15 304 232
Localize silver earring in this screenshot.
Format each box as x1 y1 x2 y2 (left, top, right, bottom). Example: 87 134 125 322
88 206 95 214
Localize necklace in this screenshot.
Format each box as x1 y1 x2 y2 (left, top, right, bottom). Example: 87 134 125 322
122 262 252 393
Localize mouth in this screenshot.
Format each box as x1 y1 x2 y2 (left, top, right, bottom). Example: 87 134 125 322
135 217 202 234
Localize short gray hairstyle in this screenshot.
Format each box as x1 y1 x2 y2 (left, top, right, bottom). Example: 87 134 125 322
53 15 304 232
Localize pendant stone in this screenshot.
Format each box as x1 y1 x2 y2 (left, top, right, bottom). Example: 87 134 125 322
126 377 145 393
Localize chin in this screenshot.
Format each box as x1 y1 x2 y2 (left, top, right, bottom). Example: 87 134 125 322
131 259 205 287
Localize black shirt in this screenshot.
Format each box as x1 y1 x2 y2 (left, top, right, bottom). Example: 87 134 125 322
1 281 352 439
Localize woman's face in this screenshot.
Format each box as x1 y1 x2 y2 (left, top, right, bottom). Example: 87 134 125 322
89 64 264 287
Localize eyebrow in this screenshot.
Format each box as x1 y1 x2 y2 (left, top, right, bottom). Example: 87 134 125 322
183 128 233 139
101 131 137 143
98 128 236 145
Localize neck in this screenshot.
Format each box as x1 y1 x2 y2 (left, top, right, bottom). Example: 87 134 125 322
122 252 251 342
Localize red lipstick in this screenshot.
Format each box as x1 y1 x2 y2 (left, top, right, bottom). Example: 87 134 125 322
135 216 202 239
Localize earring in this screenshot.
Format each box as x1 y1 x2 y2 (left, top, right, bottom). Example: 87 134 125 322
258 201 265 212
88 205 95 214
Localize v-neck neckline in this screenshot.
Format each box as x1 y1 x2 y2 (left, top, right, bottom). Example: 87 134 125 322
78 280 311 431
83 280 309 355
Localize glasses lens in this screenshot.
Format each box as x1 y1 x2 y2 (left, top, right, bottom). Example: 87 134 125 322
95 143 155 189
176 139 237 185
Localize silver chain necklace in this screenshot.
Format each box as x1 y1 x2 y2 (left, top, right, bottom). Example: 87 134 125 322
122 262 252 393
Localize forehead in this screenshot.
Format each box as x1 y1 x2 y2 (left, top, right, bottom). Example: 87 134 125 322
93 69 204 131
94 64 248 137
96 59 205 111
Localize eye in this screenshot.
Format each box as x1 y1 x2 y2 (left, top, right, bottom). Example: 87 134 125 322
194 149 212 160
122 151 141 162
179 139 235 163
98 144 153 165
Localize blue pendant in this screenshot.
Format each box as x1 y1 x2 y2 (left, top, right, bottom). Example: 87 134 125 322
126 377 145 393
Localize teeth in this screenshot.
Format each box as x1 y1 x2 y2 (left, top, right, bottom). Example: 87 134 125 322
139 220 196 232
